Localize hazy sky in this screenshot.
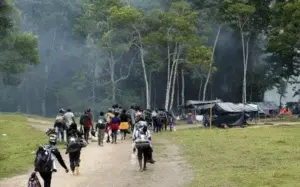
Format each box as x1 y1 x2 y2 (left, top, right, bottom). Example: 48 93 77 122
264 81 300 105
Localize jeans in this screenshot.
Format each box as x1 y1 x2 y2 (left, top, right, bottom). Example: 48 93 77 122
39 172 52 187
57 128 64 142
111 129 118 143
83 126 90 142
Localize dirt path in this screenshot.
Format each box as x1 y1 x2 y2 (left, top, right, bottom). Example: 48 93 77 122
0 118 193 187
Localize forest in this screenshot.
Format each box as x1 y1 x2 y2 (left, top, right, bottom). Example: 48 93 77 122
0 0 299 116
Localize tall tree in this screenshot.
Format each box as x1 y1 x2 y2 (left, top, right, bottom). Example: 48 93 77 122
267 0 300 85
220 0 256 104
76 0 136 104
0 0 39 85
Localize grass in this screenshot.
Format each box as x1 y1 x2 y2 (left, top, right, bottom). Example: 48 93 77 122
24 114 54 122
165 126 300 187
0 114 48 179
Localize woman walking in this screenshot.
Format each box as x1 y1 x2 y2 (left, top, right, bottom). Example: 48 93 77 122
109 112 120 144
119 109 129 140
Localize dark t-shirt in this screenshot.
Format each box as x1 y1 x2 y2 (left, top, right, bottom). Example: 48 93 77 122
120 113 129 122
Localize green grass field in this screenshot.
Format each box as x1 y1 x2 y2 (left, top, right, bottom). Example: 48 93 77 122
166 126 300 187
0 114 47 179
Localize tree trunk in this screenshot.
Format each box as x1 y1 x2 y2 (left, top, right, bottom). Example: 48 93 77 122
91 81 95 105
169 62 179 111
279 95 283 107
198 77 203 100
149 71 152 108
177 71 180 108
165 43 179 110
112 83 116 105
140 46 150 109
203 25 221 101
181 69 185 106
164 44 175 110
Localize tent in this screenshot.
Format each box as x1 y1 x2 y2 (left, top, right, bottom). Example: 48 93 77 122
196 102 258 113
252 101 279 116
186 99 222 106
279 107 293 115
286 102 300 114
199 102 258 127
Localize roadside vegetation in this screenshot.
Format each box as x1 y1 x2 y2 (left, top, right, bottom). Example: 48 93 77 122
0 114 47 179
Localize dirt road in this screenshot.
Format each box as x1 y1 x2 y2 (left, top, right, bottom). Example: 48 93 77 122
0 118 193 187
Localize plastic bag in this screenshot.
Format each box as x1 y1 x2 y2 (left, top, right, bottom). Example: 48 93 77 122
28 172 42 187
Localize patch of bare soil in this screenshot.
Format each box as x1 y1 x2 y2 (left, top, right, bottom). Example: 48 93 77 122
0 118 194 187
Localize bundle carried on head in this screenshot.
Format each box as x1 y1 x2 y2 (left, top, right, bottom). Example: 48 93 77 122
45 128 56 137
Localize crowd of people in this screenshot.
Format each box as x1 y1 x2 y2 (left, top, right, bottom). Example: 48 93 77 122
29 105 175 187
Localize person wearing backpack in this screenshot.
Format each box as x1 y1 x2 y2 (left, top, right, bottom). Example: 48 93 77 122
132 115 156 164
54 109 66 142
95 112 107 146
66 123 83 175
33 134 69 187
79 111 91 143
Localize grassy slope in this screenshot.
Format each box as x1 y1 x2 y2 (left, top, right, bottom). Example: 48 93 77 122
0 114 47 179
166 126 300 187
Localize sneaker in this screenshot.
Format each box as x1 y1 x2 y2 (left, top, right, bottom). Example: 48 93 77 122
75 166 80 175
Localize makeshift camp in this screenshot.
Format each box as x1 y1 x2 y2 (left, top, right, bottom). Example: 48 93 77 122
252 101 279 117
197 102 258 127
279 106 293 115
286 102 300 114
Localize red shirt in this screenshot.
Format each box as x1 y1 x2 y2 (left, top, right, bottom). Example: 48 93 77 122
87 112 93 127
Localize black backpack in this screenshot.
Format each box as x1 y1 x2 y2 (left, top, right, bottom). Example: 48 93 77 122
67 136 81 153
34 145 53 172
79 114 88 126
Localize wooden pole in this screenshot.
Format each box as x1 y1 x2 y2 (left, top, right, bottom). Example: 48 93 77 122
210 103 212 129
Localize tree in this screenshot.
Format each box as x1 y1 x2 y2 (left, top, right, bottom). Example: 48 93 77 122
0 0 39 85
267 0 300 86
220 1 256 104
109 5 154 109
75 0 136 105
276 79 287 107
147 1 200 110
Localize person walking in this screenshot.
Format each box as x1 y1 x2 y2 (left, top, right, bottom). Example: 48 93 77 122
96 112 107 146
33 134 69 187
66 123 83 175
109 112 120 144
119 109 129 140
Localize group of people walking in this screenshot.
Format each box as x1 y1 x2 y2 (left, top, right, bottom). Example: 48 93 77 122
29 105 158 187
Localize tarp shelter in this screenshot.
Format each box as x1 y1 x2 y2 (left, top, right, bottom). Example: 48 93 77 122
252 101 279 116
279 107 293 115
196 102 258 113
199 102 258 127
186 99 222 106
286 102 300 114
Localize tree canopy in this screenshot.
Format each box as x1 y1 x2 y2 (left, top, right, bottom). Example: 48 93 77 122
0 0 299 115
0 0 39 85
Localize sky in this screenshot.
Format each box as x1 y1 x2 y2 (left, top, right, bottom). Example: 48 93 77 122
264 80 300 105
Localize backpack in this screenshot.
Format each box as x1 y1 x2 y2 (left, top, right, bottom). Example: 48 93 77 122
96 117 106 129
135 130 150 149
79 114 88 126
34 145 53 172
67 136 81 153
28 173 42 187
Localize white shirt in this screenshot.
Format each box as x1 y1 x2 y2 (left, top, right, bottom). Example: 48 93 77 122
151 110 157 117
63 112 74 127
